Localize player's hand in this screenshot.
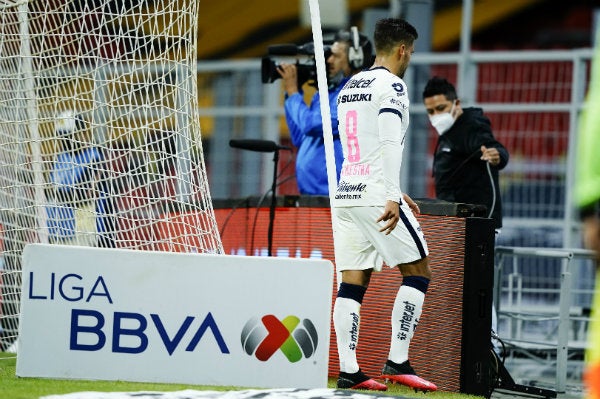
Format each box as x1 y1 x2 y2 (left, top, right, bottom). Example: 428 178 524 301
481 145 500 166
403 193 420 214
377 200 400 235
277 63 299 96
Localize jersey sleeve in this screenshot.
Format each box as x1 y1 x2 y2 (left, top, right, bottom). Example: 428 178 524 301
378 79 409 202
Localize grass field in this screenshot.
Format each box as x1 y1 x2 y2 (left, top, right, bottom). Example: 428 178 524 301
0 353 484 399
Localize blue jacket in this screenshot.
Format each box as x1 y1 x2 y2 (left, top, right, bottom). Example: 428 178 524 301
284 78 348 195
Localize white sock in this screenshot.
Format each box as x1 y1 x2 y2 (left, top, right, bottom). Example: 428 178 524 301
333 296 361 373
388 285 425 364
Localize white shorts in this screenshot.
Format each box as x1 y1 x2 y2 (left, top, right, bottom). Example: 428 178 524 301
333 203 428 272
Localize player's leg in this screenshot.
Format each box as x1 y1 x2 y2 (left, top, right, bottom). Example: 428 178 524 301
387 257 431 365
334 270 386 390
368 200 437 391
333 207 387 391
381 257 437 392
334 270 371 377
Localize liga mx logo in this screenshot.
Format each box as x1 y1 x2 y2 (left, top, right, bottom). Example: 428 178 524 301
241 315 318 362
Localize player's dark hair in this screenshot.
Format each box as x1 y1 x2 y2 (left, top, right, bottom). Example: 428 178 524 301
422 76 458 101
373 18 418 54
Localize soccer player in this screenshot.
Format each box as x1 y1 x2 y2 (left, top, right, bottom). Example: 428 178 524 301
332 18 436 392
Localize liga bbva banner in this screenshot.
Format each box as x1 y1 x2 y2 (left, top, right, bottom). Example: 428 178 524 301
17 244 334 388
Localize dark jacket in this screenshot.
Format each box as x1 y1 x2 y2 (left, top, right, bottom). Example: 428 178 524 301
433 107 509 228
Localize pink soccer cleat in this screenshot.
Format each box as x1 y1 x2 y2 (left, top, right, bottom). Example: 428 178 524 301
380 360 437 393
337 370 388 391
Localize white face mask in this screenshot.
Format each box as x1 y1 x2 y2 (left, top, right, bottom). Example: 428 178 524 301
429 102 456 135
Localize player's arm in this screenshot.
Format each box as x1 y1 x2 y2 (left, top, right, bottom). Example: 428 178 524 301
376 84 407 234
377 112 402 235
379 93 405 203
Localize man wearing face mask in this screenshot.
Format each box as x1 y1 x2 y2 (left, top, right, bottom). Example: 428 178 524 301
277 28 372 195
422 76 509 230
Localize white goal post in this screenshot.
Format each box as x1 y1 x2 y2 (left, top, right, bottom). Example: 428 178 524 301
0 0 223 351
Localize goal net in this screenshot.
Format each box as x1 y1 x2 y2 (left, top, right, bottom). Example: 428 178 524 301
0 0 223 352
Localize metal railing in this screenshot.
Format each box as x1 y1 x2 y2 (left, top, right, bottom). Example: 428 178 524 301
494 246 597 392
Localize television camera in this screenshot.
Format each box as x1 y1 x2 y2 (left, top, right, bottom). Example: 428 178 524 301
261 42 331 89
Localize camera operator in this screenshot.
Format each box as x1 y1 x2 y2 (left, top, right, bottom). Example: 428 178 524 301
278 27 372 195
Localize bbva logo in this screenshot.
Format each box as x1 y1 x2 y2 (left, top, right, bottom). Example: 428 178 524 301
241 315 318 362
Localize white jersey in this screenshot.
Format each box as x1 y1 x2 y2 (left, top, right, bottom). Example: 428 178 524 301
333 66 409 207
